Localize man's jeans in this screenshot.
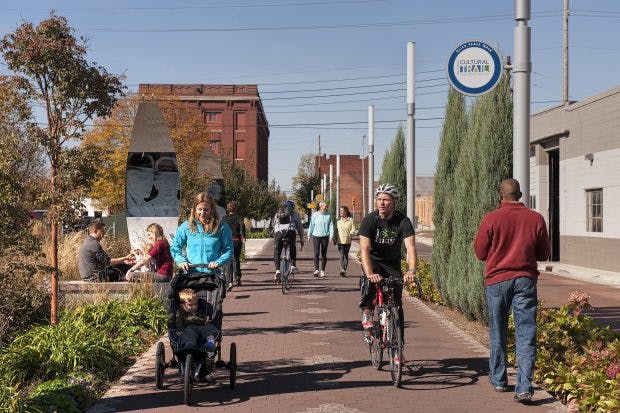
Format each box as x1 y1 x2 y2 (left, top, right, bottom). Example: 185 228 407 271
486 276 537 395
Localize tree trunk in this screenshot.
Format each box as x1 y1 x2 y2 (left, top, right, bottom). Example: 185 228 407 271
50 161 59 325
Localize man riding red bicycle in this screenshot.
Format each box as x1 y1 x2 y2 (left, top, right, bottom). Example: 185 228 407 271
358 183 417 365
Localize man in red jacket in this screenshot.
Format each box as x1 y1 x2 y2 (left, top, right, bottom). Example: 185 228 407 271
474 178 550 404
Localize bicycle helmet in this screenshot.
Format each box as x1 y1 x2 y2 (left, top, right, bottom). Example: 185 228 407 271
375 183 400 202
284 200 295 210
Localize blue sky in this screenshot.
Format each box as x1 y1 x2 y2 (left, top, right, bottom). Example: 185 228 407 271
2 1 620 193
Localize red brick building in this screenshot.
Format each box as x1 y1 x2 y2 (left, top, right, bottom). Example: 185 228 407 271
138 84 269 182
316 154 368 223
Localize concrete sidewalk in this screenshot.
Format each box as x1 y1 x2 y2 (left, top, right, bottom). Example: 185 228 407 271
87 238 565 413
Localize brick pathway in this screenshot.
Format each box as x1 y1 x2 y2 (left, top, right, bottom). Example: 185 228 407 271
88 240 565 413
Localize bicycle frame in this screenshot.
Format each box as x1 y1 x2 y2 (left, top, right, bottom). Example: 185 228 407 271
373 281 397 348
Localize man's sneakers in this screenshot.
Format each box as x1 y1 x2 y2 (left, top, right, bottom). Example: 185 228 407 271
488 376 509 392
339 268 346 276
313 269 319 277
319 270 326 278
290 266 298 274
361 310 374 329
227 282 233 292
514 393 533 404
274 270 281 283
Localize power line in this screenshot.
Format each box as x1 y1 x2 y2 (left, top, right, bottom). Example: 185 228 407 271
80 13 562 34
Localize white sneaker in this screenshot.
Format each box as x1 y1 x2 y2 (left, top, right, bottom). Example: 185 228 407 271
319 270 326 278
291 265 298 274
313 269 319 277
274 270 281 281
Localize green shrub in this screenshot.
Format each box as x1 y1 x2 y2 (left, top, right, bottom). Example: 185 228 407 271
403 259 443 304
0 259 49 346
23 375 98 413
0 293 167 411
246 229 270 239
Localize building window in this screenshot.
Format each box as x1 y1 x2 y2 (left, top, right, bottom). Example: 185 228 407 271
235 111 247 131
235 140 246 160
205 112 219 122
586 188 603 232
210 140 221 156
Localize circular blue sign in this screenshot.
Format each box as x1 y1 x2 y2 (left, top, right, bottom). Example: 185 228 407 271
446 41 501 96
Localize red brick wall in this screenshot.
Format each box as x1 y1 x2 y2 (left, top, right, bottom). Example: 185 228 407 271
316 154 368 224
138 84 269 182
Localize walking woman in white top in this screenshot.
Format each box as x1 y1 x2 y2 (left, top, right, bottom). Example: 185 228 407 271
335 205 354 276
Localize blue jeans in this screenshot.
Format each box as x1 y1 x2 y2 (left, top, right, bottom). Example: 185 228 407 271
486 276 537 395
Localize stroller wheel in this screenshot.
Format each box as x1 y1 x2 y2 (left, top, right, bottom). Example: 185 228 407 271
229 342 237 389
184 353 193 405
155 342 165 389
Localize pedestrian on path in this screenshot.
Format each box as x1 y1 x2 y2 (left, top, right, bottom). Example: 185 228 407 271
221 200 245 290
307 201 333 278
474 178 550 404
334 205 354 276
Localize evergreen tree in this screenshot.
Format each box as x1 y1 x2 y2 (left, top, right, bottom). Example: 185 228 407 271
446 73 513 321
431 89 467 306
379 125 407 212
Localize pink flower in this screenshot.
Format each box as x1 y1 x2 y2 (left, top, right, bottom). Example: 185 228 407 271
566 401 580 413
606 361 620 380
567 290 592 316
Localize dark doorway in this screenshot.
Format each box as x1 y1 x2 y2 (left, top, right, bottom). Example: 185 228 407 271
548 149 560 261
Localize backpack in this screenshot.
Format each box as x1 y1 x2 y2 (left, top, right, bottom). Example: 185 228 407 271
277 208 291 225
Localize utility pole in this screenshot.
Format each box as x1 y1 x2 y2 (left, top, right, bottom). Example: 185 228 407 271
406 41 416 227
367 105 375 213
514 0 531 206
563 0 569 105
336 155 340 212
361 135 366 218
317 135 321 174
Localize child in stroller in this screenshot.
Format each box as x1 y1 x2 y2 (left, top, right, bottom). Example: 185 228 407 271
175 288 220 354
165 266 228 386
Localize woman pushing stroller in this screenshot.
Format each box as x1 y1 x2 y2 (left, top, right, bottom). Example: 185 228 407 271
169 192 233 346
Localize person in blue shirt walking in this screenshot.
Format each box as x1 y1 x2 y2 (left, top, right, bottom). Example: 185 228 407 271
307 201 334 278
171 192 233 274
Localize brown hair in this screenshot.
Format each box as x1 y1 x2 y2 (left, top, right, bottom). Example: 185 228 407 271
88 221 105 234
226 201 237 214
178 288 197 304
339 205 351 218
188 192 220 234
146 223 165 241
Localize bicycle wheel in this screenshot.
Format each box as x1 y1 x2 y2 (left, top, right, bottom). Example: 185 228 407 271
183 353 193 405
280 257 289 294
368 306 383 369
387 308 403 387
155 341 165 389
229 342 237 389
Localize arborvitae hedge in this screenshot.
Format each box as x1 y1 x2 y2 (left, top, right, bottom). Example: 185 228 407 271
444 73 513 321
431 89 467 306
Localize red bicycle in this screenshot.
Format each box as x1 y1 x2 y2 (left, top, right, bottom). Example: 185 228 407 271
364 276 415 387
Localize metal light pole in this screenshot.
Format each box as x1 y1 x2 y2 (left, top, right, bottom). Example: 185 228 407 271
361 135 366 217
406 41 416 226
514 0 531 206
336 155 340 211
368 105 375 213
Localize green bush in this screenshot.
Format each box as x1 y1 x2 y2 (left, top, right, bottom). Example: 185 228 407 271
0 294 167 412
246 229 270 239
403 259 443 305
0 259 49 346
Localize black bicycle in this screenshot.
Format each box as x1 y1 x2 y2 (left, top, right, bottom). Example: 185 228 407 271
279 237 294 294
364 276 408 387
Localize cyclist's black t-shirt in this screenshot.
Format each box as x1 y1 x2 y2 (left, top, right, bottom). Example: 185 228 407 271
358 210 414 278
